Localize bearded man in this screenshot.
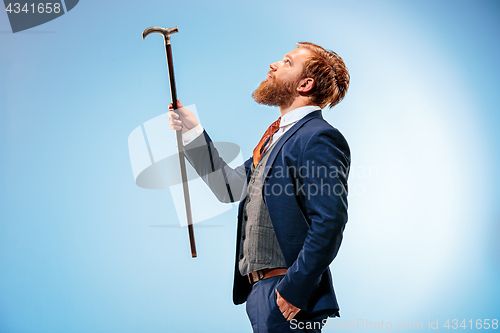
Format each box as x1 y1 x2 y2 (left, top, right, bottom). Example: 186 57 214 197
168 42 350 333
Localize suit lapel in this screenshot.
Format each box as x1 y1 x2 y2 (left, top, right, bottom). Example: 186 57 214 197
261 110 322 186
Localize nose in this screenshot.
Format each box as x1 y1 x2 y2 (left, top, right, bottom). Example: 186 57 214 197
269 62 278 71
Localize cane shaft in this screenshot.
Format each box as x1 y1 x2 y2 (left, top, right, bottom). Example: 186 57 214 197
165 44 178 109
165 41 197 258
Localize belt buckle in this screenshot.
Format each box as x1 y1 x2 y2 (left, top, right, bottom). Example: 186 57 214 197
248 271 262 285
248 272 254 285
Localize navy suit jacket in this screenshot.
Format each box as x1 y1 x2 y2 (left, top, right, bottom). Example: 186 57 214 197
184 110 350 318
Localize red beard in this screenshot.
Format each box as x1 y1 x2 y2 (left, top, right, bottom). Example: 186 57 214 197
252 73 300 109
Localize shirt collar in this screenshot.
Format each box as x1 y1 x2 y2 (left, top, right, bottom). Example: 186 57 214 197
280 105 321 128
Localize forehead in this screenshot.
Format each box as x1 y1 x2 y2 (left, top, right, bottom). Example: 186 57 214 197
285 47 312 62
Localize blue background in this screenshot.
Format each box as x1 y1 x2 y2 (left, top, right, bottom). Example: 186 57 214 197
1 0 499 332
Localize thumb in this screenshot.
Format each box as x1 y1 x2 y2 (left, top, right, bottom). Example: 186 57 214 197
177 101 190 117
176 100 187 116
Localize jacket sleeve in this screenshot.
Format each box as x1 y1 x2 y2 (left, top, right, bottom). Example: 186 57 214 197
183 130 250 203
276 128 350 310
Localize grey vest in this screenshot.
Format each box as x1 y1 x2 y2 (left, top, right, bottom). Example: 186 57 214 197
238 139 286 276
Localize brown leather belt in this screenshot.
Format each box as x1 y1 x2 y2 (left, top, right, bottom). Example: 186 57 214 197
247 268 287 285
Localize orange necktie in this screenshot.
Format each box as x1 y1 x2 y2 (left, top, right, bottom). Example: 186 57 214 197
253 118 281 167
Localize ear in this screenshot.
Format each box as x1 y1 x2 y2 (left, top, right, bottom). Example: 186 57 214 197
297 78 315 93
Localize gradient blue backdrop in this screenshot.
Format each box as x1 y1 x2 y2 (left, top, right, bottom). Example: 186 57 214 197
1 0 499 332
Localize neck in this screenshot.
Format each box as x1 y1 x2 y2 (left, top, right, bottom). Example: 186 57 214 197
279 96 314 117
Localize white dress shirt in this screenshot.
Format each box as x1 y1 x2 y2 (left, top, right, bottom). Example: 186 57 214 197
182 105 321 147
268 105 321 148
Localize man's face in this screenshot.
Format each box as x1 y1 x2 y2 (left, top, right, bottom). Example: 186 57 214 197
252 48 312 108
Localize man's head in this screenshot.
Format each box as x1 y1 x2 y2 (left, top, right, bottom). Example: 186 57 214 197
252 42 350 109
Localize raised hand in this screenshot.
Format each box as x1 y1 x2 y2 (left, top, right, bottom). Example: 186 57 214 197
167 100 199 134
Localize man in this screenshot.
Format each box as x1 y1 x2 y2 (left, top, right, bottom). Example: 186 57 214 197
168 42 350 333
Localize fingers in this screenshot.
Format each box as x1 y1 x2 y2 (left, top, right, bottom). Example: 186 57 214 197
167 110 179 119
169 100 190 117
167 104 182 131
287 309 299 321
168 114 183 129
282 307 293 321
276 289 300 321
168 99 183 110
168 99 198 133
282 308 298 321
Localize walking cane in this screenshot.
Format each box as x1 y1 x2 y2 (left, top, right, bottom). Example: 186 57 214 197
142 26 197 258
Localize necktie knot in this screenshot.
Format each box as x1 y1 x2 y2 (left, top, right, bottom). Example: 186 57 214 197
253 118 281 167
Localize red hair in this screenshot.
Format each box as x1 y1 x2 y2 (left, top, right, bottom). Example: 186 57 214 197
297 42 350 109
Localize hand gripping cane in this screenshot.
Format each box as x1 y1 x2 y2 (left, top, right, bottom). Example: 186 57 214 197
142 26 197 258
